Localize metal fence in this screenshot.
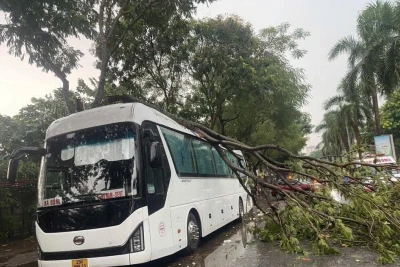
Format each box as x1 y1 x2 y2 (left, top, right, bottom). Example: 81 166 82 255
0 180 37 242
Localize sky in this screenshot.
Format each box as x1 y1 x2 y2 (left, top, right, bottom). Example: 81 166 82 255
0 0 373 147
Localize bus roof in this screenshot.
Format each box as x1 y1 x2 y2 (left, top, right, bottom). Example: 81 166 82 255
46 103 245 156
46 103 197 139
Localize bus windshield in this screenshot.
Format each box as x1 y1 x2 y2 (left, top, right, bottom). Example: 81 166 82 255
38 122 139 207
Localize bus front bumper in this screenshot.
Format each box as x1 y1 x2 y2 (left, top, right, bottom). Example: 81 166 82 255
38 250 151 267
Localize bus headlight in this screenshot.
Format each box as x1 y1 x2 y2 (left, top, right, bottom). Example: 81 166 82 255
129 223 144 253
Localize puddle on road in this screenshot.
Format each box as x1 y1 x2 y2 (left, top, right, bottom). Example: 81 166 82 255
200 221 255 267
166 217 259 267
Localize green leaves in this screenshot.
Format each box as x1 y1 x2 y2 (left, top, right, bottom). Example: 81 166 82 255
183 16 310 153
0 88 72 179
259 22 310 59
0 0 96 74
324 0 400 147
313 236 339 255
333 219 353 240
280 236 303 254
258 166 400 264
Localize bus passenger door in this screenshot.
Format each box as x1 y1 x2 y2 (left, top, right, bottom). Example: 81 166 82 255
142 123 173 259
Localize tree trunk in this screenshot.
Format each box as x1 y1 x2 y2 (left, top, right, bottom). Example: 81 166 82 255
351 120 363 159
60 78 77 114
50 64 76 114
92 1 109 108
219 117 226 136
371 86 382 136
341 126 350 161
210 112 217 131
92 52 110 108
215 103 225 135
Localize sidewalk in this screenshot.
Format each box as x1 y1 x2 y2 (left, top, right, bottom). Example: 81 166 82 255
0 237 36 267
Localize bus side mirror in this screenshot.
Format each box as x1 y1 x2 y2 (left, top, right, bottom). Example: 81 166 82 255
7 147 47 183
149 142 163 168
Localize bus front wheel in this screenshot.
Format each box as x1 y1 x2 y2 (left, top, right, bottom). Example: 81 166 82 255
184 213 200 254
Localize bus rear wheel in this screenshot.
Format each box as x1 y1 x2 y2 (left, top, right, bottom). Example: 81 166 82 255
184 213 200 254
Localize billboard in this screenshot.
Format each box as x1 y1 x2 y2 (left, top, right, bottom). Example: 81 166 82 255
374 134 396 160
360 156 396 165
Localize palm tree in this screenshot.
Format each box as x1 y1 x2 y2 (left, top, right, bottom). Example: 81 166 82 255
315 110 354 159
328 1 396 136
324 77 373 159
375 3 400 93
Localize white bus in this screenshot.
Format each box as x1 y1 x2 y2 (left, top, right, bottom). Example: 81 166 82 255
7 103 252 267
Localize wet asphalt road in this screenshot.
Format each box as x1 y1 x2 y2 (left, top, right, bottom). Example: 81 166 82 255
142 217 400 267
1 208 399 267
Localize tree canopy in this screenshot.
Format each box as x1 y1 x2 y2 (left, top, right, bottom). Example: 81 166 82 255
0 0 213 113
320 0 400 160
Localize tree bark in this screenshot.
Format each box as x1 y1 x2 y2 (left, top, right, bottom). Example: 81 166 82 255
352 120 363 159
92 0 108 108
48 62 76 114
371 86 382 135
219 117 226 136
92 62 108 107
341 125 350 160
60 78 77 114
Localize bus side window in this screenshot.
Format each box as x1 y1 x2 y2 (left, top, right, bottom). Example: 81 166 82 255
192 139 215 176
142 123 171 195
211 147 230 176
160 127 197 176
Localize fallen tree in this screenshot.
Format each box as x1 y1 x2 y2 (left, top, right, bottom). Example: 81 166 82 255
106 96 400 264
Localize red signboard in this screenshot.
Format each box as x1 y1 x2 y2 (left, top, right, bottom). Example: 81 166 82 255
42 197 62 207
98 189 125 200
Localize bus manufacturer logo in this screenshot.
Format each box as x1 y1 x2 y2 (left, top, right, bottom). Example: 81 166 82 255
73 236 85 245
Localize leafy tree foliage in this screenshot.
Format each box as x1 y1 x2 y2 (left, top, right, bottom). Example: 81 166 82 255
110 15 312 155
92 0 214 108
328 1 397 136
109 1 196 112
0 89 71 179
0 13 312 176
324 80 373 159
182 17 311 157
186 16 257 134
0 0 213 113
309 149 323 158
0 0 96 113
315 110 353 158
381 89 400 157
321 0 400 157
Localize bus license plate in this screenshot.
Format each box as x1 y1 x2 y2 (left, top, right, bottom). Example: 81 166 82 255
72 259 88 267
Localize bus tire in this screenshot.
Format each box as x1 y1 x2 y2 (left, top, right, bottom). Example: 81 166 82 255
184 212 200 255
238 198 245 221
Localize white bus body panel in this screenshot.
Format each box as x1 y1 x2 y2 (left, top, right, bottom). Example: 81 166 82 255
36 208 145 252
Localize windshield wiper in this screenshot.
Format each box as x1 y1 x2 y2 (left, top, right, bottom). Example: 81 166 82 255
74 193 125 212
74 193 105 201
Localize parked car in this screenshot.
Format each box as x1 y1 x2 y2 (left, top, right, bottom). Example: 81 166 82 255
271 179 321 200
